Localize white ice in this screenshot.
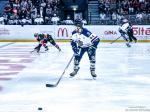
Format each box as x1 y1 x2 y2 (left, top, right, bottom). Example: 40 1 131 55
0 42 150 112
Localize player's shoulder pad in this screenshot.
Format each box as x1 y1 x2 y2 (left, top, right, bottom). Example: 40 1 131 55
72 30 77 35
82 28 92 37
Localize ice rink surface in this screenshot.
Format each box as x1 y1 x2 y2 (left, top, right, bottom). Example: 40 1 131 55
0 42 150 112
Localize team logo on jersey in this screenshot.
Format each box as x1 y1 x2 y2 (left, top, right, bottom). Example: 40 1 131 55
58 28 68 38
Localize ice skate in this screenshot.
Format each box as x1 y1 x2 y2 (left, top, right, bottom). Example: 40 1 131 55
126 43 131 47
134 39 137 43
45 46 49 51
58 48 61 52
31 48 39 54
55 44 61 52
30 49 36 53
91 70 97 79
70 68 79 77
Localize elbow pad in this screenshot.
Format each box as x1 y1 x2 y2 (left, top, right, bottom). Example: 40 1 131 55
92 38 100 48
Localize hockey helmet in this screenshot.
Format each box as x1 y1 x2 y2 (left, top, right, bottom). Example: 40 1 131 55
43 33 48 38
122 18 128 23
74 19 83 28
34 33 38 37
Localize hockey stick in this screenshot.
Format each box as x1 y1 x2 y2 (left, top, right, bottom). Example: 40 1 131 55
46 55 74 87
30 49 36 53
110 36 122 44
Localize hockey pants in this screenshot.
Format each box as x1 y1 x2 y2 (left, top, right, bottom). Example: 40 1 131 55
127 30 137 42
74 47 96 71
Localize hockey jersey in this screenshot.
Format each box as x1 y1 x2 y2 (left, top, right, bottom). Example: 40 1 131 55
119 22 132 33
71 28 99 48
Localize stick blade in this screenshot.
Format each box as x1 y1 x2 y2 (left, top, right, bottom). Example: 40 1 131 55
46 84 56 87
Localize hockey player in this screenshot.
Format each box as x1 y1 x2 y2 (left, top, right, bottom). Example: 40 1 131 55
33 33 47 53
70 20 100 78
118 18 137 47
33 33 61 53
43 33 61 51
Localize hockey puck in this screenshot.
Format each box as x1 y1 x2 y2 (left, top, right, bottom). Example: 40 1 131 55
38 107 42 110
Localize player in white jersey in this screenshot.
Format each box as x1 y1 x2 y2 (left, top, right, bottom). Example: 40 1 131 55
118 19 137 47
70 20 100 78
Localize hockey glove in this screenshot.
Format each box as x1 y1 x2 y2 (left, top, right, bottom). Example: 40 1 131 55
91 38 100 48
71 41 80 56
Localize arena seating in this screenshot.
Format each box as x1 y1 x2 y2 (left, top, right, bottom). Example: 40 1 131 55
0 0 150 25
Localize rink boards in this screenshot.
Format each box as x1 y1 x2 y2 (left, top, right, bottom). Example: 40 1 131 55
0 25 150 42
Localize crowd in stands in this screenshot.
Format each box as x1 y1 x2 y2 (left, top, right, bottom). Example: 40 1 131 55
98 0 150 24
0 0 62 25
0 0 150 25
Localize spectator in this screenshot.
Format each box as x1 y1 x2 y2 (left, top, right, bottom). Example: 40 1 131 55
8 16 14 25
3 13 9 25
64 15 74 25
121 0 129 14
111 12 117 24
99 0 105 13
19 8 28 19
13 15 19 25
30 5 37 24
51 13 60 24
40 1 47 23
99 12 106 24
0 16 4 24
46 4 52 18
128 1 134 14
2 0 150 25
4 3 12 17
9 0 15 9
136 12 143 24
34 15 44 24
27 0 33 11
82 19 87 25
146 1 150 13
20 0 28 11
147 11 150 22
132 0 140 13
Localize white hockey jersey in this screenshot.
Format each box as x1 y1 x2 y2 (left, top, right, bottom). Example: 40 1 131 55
119 22 130 33
71 28 98 48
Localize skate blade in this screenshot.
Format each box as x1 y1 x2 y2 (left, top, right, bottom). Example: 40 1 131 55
92 77 96 80
69 76 75 78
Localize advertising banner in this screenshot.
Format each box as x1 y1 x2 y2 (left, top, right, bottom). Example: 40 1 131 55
0 25 150 41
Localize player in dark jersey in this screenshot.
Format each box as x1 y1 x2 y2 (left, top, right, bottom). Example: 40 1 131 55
33 33 47 53
33 33 61 53
43 33 61 52
70 20 100 79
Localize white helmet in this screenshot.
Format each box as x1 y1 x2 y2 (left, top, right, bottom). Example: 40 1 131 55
122 19 128 23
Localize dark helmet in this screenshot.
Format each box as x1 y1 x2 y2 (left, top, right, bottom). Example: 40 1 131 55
34 33 38 37
74 19 83 28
